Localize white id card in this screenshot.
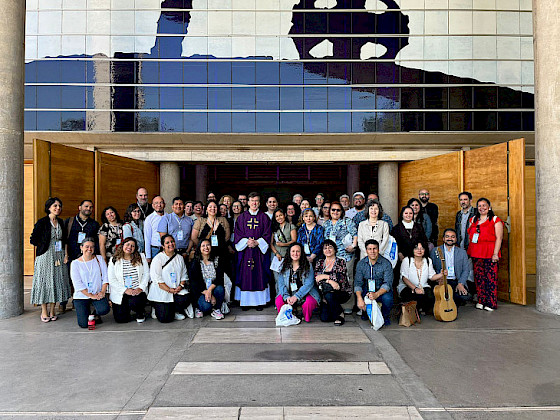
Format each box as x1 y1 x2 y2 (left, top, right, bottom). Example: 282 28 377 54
368 280 375 293
87 282 94 294
290 282 298 292
55 241 63 252
472 233 479 244
176 230 184 241
304 243 311 255
447 266 455 278
78 232 86 243
124 275 134 289
116 238 122 245
211 235 218 247
169 272 177 287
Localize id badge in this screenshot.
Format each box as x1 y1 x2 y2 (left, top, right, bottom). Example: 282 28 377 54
447 266 455 278
290 282 298 292
55 241 63 252
116 238 122 245
169 272 177 288
368 280 375 293
211 235 218 247
87 282 94 294
124 275 134 289
304 243 311 255
472 233 479 244
77 232 86 243
177 230 184 241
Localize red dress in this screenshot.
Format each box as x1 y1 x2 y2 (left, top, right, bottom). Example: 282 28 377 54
467 216 502 259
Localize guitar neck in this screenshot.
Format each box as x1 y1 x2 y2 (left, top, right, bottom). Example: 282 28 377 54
438 248 448 287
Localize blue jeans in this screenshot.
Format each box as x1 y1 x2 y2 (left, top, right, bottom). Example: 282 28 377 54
197 285 225 314
151 246 161 259
74 298 110 328
361 289 394 325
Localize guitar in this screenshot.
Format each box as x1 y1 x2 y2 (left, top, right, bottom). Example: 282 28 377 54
433 247 458 322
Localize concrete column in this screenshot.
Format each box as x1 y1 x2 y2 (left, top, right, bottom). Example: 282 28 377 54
378 162 399 223
346 164 360 195
534 0 560 315
0 1 25 318
160 163 180 212
195 164 208 202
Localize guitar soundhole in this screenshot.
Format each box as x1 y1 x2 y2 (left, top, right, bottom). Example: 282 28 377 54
444 309 453 312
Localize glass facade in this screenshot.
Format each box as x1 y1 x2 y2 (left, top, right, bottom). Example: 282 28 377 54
25 0 534 133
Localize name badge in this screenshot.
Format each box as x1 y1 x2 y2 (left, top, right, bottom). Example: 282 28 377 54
211 235 218 247
116 239 122 245
447 266 455 278
368 280 375 293
124 275 134 289
205 278 213 289
55 241 63 252
472 233 479 244
177 230 184 241
290 282 298 292
303 243 311 255
87 281 94 294
77 232 86 243
169 272 177 287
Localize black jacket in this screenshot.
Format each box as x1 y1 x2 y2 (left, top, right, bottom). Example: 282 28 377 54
188 258 225 296
391 222 427 259
30 216 68 257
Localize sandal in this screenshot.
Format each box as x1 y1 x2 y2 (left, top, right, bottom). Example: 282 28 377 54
334 316 345 326
50 315 58 321
40 315 50 323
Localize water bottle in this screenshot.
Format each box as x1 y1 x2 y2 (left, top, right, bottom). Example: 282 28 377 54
88 314 96 330
364 297 373 321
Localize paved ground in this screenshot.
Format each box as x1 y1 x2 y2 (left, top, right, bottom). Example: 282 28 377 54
1 289 559 419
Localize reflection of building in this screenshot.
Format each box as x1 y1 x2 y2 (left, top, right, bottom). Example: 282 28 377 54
2 1 556 317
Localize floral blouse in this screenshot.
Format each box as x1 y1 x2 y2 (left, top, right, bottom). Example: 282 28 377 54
98 222 123 260
314 257 351 293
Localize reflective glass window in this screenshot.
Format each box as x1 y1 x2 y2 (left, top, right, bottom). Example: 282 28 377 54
184 87 208 109
256 87 279 110
473 87 497 109
280 113 303 133
424 71 448 84
304 63 328 85
256 113 280 133
233 62 256 84
352 63 375 84
232 113 256 133
352 88 375 110
25 111 37 131
140 61 159 84
330 38 352 59
61 61 86 83
114 111 136 132
328 87 351 109
328 63 351 84
37 111 61 131
473 112 497 130
401 112 424 131
401 88 423 109
376 63 399 84
280 87 303 110
256 62 280 85
352 112 376 133
498 112 521 131
208 87 232 110
37 86 61 109
425 88 448 109
304 112 327 133
304 12 327 34
522 91 534 109
184 113 208 132
376 88 399 110
61 111 86 131
62 86 86 109
400 66 421 83
160 62 183 84
25 86 37 109
25 61 37 83
37 60 61 83
136 112 160 132
377 112 401 132
138 87 160 109
208 62 232 84
449 112 473 131
183 62 207 83
449 87 473 109
498 88 521 109
280 62 304 84
232 87 255 110
329 13 351 34
160 87 183 110
304 87 327 110
328 113 351 133
208 112 231 133
425 112 449 131
522 112 534 131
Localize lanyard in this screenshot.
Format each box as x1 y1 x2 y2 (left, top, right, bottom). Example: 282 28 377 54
138 202 147 219
79 256 99 286
304 225 312 244
76 216 87 231
174 214 183 229
50 219 61 239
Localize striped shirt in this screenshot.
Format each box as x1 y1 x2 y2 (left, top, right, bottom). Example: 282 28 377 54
122 259 140 289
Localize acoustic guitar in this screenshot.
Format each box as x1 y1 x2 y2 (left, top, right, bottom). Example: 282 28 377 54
433 247 458 322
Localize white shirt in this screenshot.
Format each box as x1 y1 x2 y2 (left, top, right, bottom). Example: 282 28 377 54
70 256 108 299
144 212 164 258
147 252 189 303
443 246 455 279
108 253 150 305
357 219 390 257
265 211 274 219
398 257 436 293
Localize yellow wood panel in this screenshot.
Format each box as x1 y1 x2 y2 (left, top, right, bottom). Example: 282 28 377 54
525 165 536 275
24 162 35 275
50 143 95 221
33 139 50 222
508 139 526 305
398 152 462 244
464 142 510 301
95 151 160 220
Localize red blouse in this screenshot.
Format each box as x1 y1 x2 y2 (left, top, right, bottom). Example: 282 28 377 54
467 216 502 259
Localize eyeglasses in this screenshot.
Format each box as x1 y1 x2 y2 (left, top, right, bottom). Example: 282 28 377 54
331 208 342 212
419 193 429 196
322 206 330 209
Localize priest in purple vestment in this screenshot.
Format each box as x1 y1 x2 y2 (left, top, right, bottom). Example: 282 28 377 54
234 192 272 308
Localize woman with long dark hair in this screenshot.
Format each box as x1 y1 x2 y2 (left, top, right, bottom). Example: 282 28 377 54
297 208 324 264
286 202 301 227
467 198 503 311
98 206 123 263
407 198 432 243
189 238 226 320
275 243 320 322
122 204 145 253
391 205 428 262
30 197 72 322
108 237 150 323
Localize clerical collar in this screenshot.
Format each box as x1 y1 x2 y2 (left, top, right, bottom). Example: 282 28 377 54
249 209 259 215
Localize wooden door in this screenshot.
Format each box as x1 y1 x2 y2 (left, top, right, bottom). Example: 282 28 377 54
398 139 526 304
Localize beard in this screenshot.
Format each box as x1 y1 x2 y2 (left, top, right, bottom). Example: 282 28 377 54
419 197 429 203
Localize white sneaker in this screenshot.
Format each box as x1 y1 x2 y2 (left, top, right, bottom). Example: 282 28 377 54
174 312 186 320
151 307 157 319
343 308 353 315
357 309 363 316
475 303 484 310
195 309 204 318
211 309 224 320
136 317 146 323
484 306 495 312
185 304 194 319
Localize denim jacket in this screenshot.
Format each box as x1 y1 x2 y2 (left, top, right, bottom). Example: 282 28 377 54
277 266 320 304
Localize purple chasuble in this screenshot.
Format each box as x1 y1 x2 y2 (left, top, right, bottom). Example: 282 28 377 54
234 210 272 292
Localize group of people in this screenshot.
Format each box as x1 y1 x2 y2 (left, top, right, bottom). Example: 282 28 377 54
30 186 503 328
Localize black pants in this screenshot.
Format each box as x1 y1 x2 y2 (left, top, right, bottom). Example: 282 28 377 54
447 279 472 306
320 291 351 322
112 292 148 323
153 293 193 323
400 287 435 314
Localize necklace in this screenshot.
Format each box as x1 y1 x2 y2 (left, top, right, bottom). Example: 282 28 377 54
323 257 335 272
